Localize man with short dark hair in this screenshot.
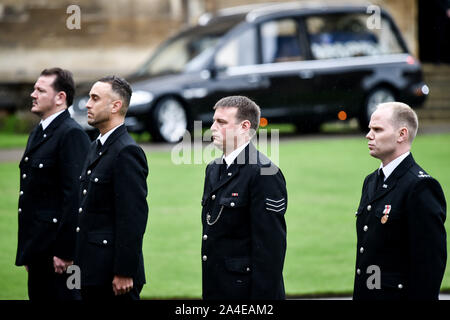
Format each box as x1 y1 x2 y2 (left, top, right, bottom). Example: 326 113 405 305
75 75 149 300
353 102 447 300
16 67 90 300
201 95 288 299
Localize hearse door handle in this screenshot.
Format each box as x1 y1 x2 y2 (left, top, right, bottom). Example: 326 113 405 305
247 74 262 84
299 70 314 79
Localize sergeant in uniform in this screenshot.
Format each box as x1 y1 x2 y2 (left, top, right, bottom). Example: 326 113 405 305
201 96 287 300
75 76 148 300
15 68 90 300
353 102 447 300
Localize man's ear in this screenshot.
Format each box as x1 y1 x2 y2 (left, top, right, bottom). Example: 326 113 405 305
55 91 67 107
111 100 123 114
397 126 409 143
241 120 251 132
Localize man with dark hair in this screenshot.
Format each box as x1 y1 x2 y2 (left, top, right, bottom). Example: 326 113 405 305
75 76 149 300
201 95 288 299
353 102 447 300
16 67 90 300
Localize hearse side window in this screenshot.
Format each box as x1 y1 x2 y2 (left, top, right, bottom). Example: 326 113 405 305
215 27 257 68
305 13 405 60
261 18 304 63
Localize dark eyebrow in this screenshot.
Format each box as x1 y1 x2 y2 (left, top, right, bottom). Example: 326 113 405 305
89 93 100 99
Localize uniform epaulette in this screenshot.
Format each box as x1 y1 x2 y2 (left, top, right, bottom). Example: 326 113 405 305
417 170 431 178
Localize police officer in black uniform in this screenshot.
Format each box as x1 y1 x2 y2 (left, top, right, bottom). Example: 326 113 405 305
16 68 90 300
353 102 447 300
75 76 148 300
201 96 287 300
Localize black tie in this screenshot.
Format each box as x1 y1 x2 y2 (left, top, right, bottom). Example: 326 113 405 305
96 139 102 154
219 158 228 181
376 169 385 190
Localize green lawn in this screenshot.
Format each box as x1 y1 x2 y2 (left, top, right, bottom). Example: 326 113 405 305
0 133 449 299
0 133 29 149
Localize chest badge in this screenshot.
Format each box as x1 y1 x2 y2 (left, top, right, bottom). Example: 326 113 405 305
381 205 391 224
232 193 238 197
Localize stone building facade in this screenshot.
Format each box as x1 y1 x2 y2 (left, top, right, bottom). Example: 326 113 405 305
0 0 419 82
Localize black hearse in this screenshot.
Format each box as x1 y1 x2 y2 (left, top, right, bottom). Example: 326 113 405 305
70 2 429 142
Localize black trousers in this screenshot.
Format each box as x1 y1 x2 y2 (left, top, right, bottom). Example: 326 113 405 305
81 284 143 301
27 256 81 301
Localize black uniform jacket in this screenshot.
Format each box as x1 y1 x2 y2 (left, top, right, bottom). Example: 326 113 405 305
201 142 287 300
16 110 90 266
75 125 148 287
353 153 447 300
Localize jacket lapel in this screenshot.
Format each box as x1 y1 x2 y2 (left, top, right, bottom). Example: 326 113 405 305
24 125 41 154
86 124 127 169
365 153 415 205
24 110 70 156
210 163 241 194
209 142 255 194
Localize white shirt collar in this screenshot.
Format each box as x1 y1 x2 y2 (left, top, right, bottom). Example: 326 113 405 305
379 151 410 181
96 123 124 145
40 109 65 130
223 141 250 168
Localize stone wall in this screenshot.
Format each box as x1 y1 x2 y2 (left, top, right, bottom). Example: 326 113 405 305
0 0 419 83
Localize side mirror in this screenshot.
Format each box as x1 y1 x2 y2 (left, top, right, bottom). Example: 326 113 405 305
205 66 227 79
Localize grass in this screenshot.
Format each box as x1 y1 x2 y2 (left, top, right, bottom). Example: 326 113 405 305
0 133 29 149
0 133 449 299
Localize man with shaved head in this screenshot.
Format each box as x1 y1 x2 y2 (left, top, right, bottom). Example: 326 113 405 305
353 102 447 300
75 76 149 300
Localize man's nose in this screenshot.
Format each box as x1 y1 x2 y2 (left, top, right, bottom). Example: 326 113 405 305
30 90 37 99
366 130 373 140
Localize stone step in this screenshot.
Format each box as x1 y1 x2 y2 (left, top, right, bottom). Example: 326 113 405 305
424 99 450 109
417 108 450 121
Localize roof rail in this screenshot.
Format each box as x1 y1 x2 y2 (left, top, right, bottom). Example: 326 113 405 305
198 1 373 25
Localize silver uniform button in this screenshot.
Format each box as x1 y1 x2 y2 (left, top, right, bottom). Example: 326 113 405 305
94 178 99 183
363 225 368 232
76 227 80 232
20 191 23 196
22 174 27 179
230 202 235 207
99 152 102 156
39 163 43 168
246 267 250 272
357 268 361 275
83 189 87 195
202 255 207 261
211 195 216 200
24 157 29 162
18 208 22 213
228 172 232 176
398 284 403 289
43 134 47 138
78 208 83 213
52 218 58 223
360 247 364 253
87 170 91 175
203 235 208 240
367 205 372 211
103 240 108 245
